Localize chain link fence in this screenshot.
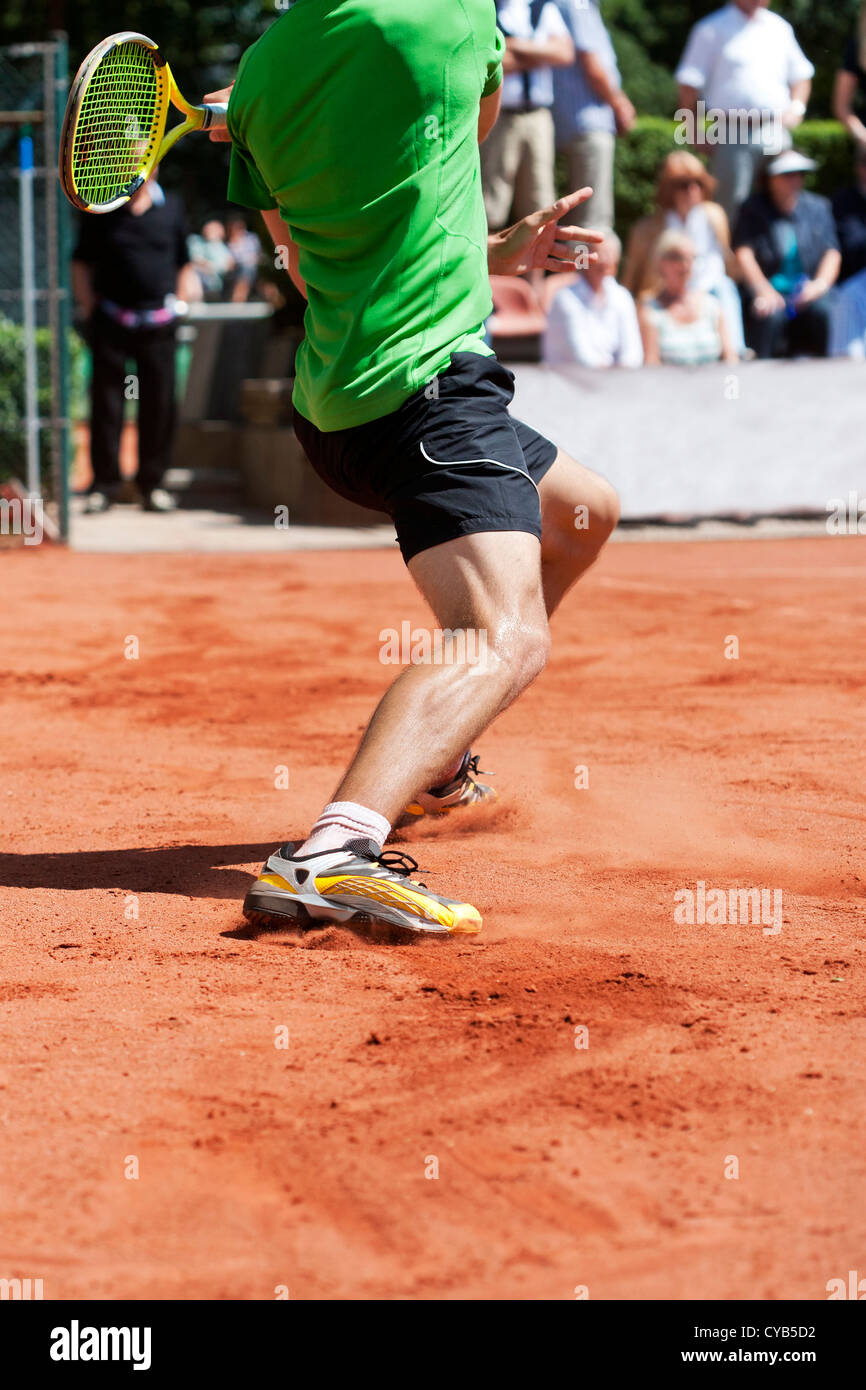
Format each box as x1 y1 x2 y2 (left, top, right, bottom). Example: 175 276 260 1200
0 35 73 540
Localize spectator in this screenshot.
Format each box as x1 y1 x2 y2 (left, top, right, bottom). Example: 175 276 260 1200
734 150 841 359
71 172 199 513
225 215 263 302
552 0 635 230
188 219 234 301
543 229 643 367
481 1 574 234
830 145 866 357
638 230 737 366
623 151 745 354
676 0 814 225
832 11 866 149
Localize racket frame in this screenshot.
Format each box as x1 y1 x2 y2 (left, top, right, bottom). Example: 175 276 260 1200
59 31 228 214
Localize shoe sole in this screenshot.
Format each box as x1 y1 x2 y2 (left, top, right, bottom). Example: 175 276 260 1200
242 884 481 936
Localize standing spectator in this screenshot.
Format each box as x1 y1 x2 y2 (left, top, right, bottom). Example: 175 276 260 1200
71 173 199 513
225 215 263 302
734 150 841 359
188 219 234 301
638 231 737 366
622 151 745 355
830 145 866 357
543 229 643 367
552 0 635 230
676 0 814 226
480 0 574 234
832 11 866 149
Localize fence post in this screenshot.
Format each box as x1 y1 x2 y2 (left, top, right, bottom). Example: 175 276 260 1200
47 32 71 540
18 119 39 498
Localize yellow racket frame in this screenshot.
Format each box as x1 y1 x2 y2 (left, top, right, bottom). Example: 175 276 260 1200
59 31 228 214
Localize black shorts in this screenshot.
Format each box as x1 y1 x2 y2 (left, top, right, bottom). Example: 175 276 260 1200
292 352 559 563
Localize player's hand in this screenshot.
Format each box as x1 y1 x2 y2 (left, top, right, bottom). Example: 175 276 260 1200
202 85 234 141
487 188 603 277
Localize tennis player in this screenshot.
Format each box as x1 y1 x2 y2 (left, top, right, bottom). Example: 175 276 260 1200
206 0 619 935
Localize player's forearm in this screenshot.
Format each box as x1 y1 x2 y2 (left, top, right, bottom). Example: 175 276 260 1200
261 208 307 300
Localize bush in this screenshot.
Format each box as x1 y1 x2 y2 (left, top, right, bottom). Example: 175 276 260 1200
565 116 861 244
0 319 83 486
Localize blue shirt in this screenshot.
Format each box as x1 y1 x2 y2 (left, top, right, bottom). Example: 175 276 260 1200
553 0 619 140
733 191 839 283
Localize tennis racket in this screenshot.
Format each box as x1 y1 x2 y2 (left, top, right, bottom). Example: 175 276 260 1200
59 31 228 214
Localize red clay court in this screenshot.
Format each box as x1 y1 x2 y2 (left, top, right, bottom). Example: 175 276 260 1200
1 533 864 1299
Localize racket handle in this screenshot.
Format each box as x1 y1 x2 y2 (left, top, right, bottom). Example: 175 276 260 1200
200 103 229 131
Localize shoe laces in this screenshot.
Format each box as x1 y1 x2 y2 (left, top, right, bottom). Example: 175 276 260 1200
375 848 428 889
465 753 492 780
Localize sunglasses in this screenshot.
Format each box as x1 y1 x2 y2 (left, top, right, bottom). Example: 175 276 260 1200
672 177 704 191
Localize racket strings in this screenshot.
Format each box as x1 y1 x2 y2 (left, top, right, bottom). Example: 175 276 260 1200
72 42 162 206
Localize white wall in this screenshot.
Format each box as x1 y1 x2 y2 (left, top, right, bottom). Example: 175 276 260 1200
511 361 866 519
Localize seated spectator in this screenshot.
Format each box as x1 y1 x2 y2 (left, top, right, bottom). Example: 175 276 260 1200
734 150 841 359
832 15 866 148
543 229 643 367
187 219 234 301
623 151 745 354
830 144 866 357
638 231 737 366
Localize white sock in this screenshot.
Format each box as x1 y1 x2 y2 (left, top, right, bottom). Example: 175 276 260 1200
297 801 391 858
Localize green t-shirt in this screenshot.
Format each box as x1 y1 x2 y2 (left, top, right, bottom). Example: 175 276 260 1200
227 0 504 433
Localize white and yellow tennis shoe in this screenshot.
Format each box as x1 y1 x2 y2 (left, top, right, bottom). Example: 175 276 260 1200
243 838 482 936
397 751 497 828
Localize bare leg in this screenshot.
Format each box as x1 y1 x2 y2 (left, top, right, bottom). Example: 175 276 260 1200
331 530 550 824
538 449 620 616
324 451 617 827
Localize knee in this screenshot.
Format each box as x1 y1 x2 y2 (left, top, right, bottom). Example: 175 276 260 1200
590 478 620 541
488 618 550 697
519 621 551 686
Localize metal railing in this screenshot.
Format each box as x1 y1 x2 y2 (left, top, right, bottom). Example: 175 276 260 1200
0 34 72 539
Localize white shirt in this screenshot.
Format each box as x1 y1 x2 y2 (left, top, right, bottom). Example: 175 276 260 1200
676 4 813 116
543 276 644 369
665 206 727 293
498 0 571 109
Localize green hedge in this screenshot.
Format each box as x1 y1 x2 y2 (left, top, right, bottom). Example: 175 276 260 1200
0 320 84 486
556 117 859 243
